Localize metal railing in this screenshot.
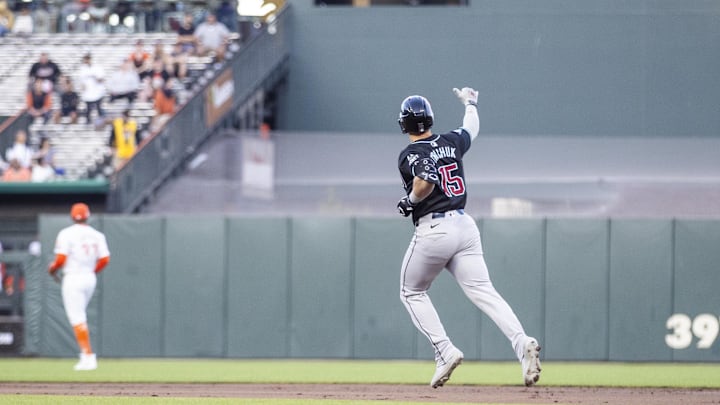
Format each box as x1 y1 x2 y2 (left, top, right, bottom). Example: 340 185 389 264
107 6 290 213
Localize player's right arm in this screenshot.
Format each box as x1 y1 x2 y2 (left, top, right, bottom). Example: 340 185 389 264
411 176 435 201
453 87 479 141
399 176 435 217
48 229 69 275
95 233 111 274
95 257 110 273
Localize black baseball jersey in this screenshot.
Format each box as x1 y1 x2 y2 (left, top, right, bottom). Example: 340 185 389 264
397 128 472 223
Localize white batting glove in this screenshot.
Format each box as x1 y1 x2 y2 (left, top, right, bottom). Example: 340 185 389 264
453 87 478 107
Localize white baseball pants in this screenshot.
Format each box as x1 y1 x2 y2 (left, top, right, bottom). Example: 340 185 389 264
400 211 529 363
62 273 97 325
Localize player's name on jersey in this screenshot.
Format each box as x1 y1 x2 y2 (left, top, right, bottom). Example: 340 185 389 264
429 146 457 162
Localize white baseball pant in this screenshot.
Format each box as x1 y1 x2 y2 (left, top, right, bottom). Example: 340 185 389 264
61 273 97 325
400 210 529 363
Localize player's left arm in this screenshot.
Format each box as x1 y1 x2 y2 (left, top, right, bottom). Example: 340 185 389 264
397 157 440 216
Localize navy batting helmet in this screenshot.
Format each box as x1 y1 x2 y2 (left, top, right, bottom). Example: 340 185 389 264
398 95 434 134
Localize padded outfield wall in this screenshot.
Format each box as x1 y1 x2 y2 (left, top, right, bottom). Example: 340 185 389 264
279 1 720 138
23 215 720 361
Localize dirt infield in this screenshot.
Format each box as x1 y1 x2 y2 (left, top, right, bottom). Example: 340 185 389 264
1 383 720 404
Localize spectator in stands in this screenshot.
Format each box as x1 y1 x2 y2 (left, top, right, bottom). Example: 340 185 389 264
108 109 139 169
31 156 55 182
34 137 61 175
77 53 106 125
176 12 198 55
32 1 53 34
5 130 33 169
153 39 167 58
108 60 141 105
34 137 52 162
26 79 53 124
53 76 80 124
217 1 239 32
87 1 110 33
169 42 189 80
60 0 90 32
194 13 230 63
150 78 177 133
29 52 63 93
155 78 177 113
138 0 163 32
148 40 179 77
138 58 171 102
168 42 188 79
11 6 33 36
129 39 151 72
0 0 13 37
111 0 132 29
2 159 31 182
153 39 190 81
61 0 88 19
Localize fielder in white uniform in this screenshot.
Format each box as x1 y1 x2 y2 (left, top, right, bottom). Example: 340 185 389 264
396 88 542 388
48 203 110 371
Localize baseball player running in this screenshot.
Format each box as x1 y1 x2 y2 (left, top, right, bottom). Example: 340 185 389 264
396 87 542 388
48 203 110 371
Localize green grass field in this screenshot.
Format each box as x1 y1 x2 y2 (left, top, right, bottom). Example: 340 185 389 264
1 358 719 404
2 358 720 387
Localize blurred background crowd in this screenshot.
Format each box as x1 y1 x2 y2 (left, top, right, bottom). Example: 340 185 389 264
0 0 247 36
0 0 282 183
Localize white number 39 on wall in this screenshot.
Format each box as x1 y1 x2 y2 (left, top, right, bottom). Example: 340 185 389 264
665 313 720 349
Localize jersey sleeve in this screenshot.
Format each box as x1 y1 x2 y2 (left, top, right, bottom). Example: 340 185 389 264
398 150 413 180
450 128 472 154
97 233 110 259
410 155 441 186
399 149 441 188
53 229 70 255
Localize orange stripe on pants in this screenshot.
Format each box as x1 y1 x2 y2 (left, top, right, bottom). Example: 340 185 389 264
73 323 92 355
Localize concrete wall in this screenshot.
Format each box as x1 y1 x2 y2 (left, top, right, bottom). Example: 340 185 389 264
279 1 720 137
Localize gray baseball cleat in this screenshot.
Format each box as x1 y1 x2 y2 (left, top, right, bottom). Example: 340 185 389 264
430 347 464 388
521 338 542 386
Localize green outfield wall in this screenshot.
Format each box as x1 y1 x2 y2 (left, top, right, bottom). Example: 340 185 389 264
23 215 720 362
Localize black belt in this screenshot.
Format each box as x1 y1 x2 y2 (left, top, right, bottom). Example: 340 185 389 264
416 209 465 226
431 209 464 219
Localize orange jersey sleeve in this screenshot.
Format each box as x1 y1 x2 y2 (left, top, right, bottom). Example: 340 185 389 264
48 253 67 273
95 256 110 274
